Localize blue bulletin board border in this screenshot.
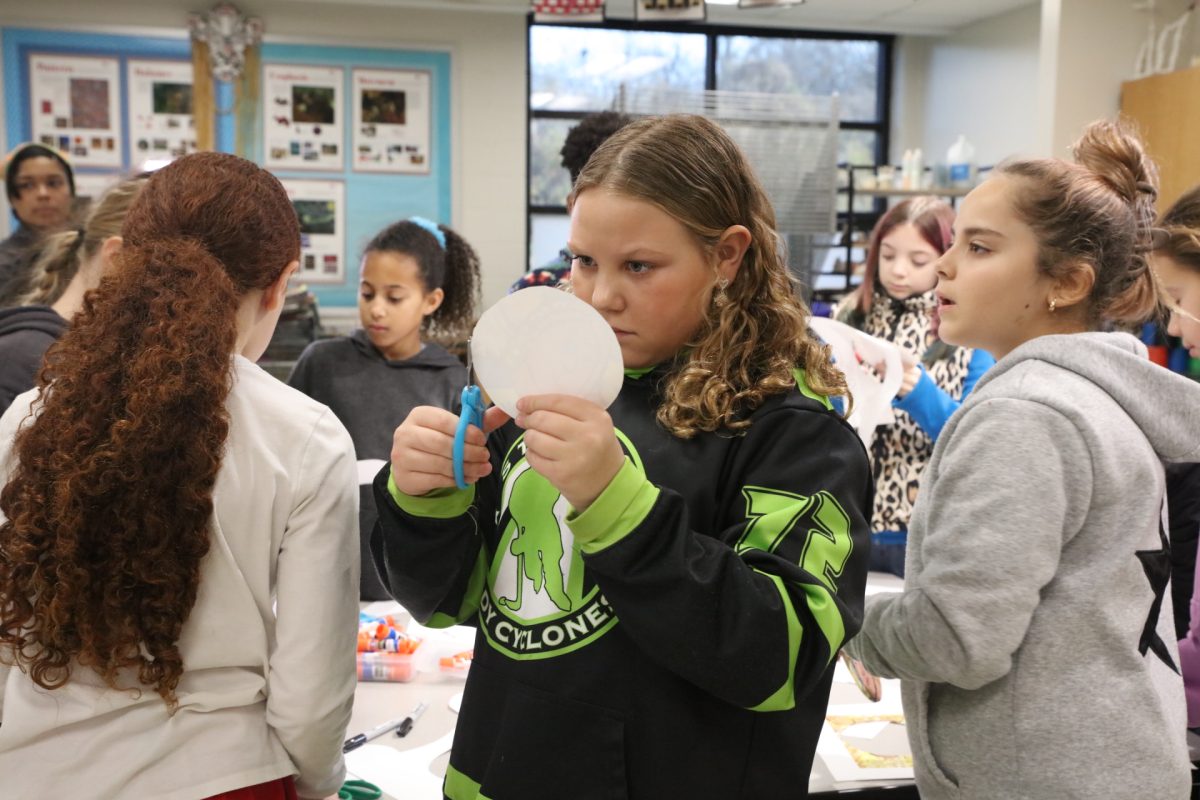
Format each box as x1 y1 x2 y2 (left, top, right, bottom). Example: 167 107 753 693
2 26 453 308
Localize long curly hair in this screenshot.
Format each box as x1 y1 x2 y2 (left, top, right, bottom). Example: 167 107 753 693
363 219 481 344
571 114 850 438
0 152 299 708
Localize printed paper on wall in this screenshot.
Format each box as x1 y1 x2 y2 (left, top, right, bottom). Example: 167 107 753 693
264 64 345 171
280 178 346 284
352 68 432 174
126 60 198 171
29 53 123 169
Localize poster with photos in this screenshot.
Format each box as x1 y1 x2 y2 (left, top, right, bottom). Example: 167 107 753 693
263 64 345 171
29 53 123 169
351 68 431 174
280 179 345 284
126 60 197 171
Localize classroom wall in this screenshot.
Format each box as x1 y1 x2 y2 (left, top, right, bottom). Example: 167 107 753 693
892 3 1041 167
0 0 529 309
1039 0 1195 158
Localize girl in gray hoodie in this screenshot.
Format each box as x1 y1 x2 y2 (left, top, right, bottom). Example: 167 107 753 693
846 120 1197 799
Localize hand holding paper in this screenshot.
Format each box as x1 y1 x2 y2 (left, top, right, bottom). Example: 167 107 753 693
515 393 626 511
808 316 904 447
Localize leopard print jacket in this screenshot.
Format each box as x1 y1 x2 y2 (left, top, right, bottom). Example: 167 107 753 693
839 289 976 533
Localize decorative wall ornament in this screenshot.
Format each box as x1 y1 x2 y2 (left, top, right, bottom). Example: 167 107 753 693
532 0 605 23
188 3 263 83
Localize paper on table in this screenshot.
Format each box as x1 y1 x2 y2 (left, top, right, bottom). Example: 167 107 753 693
808 316 904 449
344 733 455 800
470 286 624 418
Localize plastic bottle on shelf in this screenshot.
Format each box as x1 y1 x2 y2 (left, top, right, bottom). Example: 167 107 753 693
946 134 976 189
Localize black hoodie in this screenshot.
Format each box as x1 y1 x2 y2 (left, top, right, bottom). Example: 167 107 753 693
0 305 67 415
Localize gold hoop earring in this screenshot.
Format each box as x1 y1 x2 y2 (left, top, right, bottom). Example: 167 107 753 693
1048 297 1057 313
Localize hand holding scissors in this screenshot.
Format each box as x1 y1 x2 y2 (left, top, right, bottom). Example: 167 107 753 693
388 343 509 497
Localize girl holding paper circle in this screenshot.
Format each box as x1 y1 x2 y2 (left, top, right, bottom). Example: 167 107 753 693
0 153 359 800
373 114 873 799
845 120 1195 799
836 197 995 577
287 217 479 600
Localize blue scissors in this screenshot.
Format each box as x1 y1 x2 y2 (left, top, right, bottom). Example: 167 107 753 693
452 339 486 490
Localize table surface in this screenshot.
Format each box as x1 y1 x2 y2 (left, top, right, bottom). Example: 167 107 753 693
345 573 911 799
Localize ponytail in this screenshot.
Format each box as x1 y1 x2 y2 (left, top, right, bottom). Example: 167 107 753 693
18 227 84 305
0 152 298 709
427 224 481 343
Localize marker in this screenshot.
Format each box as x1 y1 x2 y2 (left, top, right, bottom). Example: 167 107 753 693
343 701 429 753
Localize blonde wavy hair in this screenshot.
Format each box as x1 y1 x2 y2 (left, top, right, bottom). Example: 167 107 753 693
570 113 849 438
18 176 147 306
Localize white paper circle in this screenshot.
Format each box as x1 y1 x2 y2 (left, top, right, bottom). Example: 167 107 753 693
470 286 624 418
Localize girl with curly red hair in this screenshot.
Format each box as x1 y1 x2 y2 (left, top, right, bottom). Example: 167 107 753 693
0 152 359 800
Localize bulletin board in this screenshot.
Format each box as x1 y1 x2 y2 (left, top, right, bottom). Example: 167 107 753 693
2 27 190 196
258 41 453 307
3 27 454 309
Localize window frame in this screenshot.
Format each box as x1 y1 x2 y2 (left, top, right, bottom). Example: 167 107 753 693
526 15 894 263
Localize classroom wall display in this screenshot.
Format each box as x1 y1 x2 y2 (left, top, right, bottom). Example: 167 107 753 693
263 63 345 171
281 178 346 284
351 68 431 174
126 60 197 172
635 0 706 21
28 53 123 169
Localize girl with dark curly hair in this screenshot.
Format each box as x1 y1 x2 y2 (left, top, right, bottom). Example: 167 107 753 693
287 216 480 600
0 152 359 800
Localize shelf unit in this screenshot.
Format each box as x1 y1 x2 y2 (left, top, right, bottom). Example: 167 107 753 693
814 164 980 300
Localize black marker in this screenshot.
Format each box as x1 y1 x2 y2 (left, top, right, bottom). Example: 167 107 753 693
343 701 429 753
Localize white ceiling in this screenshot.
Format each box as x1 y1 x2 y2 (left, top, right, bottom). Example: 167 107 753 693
292 0 1041 36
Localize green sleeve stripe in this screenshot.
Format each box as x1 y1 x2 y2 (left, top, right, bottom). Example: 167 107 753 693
425 547 489 628
565 457 660 553
792 367 833 411
803 581 847 660
749 572 802 712
747 574 847 712
387 471 476 519
445 764 492 800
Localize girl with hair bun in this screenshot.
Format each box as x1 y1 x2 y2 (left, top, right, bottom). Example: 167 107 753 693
287 216 480 600
0 152 359 800
846 119 1198 799
0 174 147 414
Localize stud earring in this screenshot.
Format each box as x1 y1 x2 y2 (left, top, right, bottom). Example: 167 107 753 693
1048 297 1057 313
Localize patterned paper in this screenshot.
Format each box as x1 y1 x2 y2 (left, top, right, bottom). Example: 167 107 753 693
533 0 605 22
